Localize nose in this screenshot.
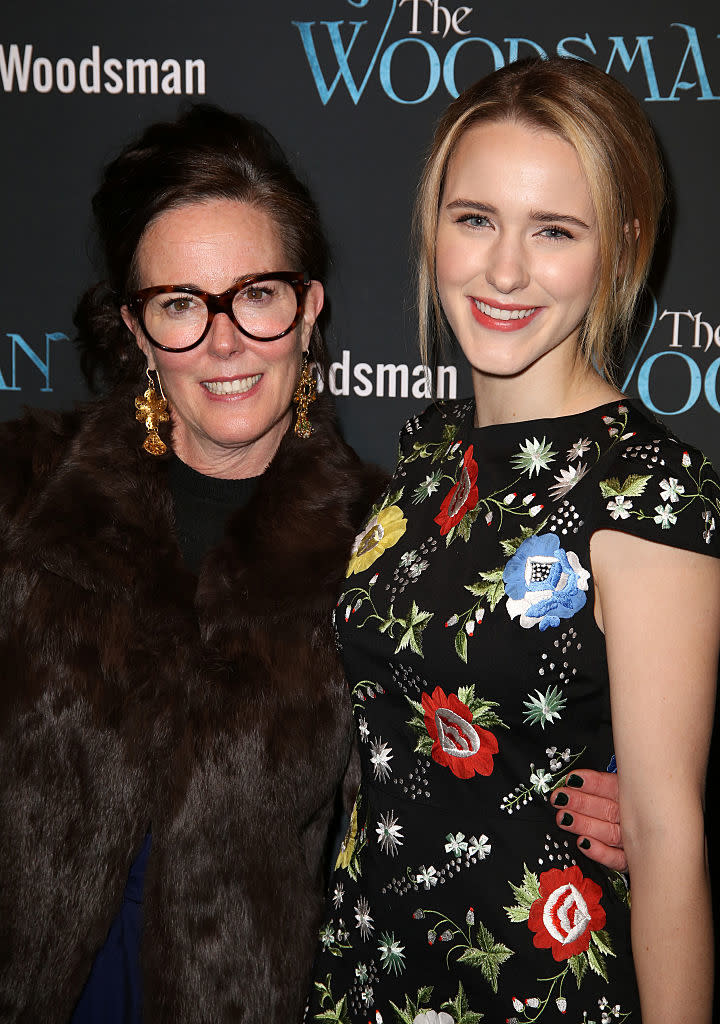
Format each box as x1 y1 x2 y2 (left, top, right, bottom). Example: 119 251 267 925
485 230 530 295
206 311 246 357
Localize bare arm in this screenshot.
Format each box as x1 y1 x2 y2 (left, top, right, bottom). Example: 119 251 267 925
591 528 719 1024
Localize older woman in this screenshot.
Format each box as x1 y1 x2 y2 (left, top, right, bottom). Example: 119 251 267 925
0 106 385 1023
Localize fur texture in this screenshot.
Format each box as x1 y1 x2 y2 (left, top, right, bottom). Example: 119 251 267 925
0 386 385 1023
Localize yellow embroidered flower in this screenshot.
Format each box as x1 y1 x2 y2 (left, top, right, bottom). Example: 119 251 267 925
335 800 359 870
346 505 407 576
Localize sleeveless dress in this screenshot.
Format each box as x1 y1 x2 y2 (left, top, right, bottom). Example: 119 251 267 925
308 398 720 1024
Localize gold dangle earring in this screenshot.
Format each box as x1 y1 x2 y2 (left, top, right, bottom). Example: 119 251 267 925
135 367 170 455
293 352 317 439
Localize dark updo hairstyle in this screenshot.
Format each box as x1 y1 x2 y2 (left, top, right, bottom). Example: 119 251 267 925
74 104 330 389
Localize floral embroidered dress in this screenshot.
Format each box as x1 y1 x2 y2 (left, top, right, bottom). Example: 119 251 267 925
308 398 720 1024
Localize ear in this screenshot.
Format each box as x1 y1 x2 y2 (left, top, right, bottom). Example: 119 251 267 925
623 218 641 242
121 304 157 371
300 280 325 354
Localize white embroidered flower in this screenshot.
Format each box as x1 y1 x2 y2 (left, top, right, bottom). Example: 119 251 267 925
319 923 335 948
513 997 524 1011
354 896 374 940
525 997 540 1008
358 716 369 742
703 511 716 544
399 549 418 568
416 864 439 890
361 985 374 1007
548 463 588 501
378 931 406 975
555 996 567 1012
444 832 469 858
529 504 544 517
467 834 491 859
412 470 443 504
653 503 677 529
413 1012 453 1024
682 451 692 468
607 495 633 520
530 768 554 794
512 436 557 477
332 882 345 908
659 476 685 503
355 962 369 983
407 558 429 580
567 438 592 461
375 809 404 855
370 737 394 781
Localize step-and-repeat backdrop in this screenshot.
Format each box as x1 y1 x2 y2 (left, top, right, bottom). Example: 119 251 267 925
2 0 719 470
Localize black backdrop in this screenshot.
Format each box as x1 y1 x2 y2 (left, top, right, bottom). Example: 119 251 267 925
2 0 720 470
3 0 720 994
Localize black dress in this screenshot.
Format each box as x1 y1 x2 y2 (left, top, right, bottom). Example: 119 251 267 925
308 398 720 1024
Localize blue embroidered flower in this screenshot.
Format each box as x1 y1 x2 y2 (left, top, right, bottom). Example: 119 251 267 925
503 533 590 631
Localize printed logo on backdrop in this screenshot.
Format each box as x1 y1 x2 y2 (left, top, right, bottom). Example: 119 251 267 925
316 349 457 399
292 0 720 104
0 333 67 392
623 295 720 418
0 45 205 95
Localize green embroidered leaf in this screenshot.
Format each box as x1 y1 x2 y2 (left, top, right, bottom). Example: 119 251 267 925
413 734 434 757
464 568 505 611
506 864 541 909
609 870 631 908
394 602 433 656
440 981 485 1023
387 1002 414 1024
445 525 456 546
599 477 622 498
600 474 652 499
456 920 513 993
586 941 609 981
569 952 588 987
504 904 530 923
499 524 537 557
416 986 434 1005
457 684 476 705
590 928 615 957
313 978 351 1022
457 513 473 543
455 628 468 663
406 697 424 716
468 698 507 731
618 473 652 496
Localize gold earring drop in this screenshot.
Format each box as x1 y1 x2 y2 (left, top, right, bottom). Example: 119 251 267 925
293 352 317 439
135 367 169 455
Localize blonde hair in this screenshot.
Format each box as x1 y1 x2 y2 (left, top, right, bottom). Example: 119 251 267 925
415 57 665 380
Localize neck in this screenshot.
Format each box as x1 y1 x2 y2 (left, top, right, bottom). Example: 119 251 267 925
171 410 292 479
471 351 621 429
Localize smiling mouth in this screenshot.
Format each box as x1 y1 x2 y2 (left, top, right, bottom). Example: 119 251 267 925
474 300 537 320
202 374 262 396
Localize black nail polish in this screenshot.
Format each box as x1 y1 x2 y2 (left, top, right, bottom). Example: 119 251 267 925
560 813 574 826
567 774 584 788
553 792 569 806
579 838 591 850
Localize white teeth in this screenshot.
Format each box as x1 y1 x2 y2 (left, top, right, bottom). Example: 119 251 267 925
203 374 262 395
476 300 537 320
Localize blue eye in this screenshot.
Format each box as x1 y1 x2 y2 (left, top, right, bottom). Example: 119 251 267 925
540 225 573 240
457 213 491 228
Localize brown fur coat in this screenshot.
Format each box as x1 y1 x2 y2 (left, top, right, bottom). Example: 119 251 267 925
0 385 384 1023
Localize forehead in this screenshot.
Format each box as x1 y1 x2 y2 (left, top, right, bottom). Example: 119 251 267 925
443 120 593 216
136 198 287 285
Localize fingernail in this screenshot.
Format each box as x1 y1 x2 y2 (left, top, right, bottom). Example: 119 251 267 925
560 813 574 826
552 792 569 806
567 774 584 788
579 838 591 850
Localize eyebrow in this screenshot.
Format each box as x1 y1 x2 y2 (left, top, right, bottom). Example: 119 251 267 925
445 199 591 231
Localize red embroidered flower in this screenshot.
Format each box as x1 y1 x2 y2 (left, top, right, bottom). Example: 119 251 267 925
434 446 479 536
421 686 498 779
528 865 606 961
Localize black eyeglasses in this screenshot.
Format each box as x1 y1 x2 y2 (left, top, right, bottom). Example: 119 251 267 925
128 271 311 352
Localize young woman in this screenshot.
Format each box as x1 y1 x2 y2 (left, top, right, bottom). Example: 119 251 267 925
309 57 720 1023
